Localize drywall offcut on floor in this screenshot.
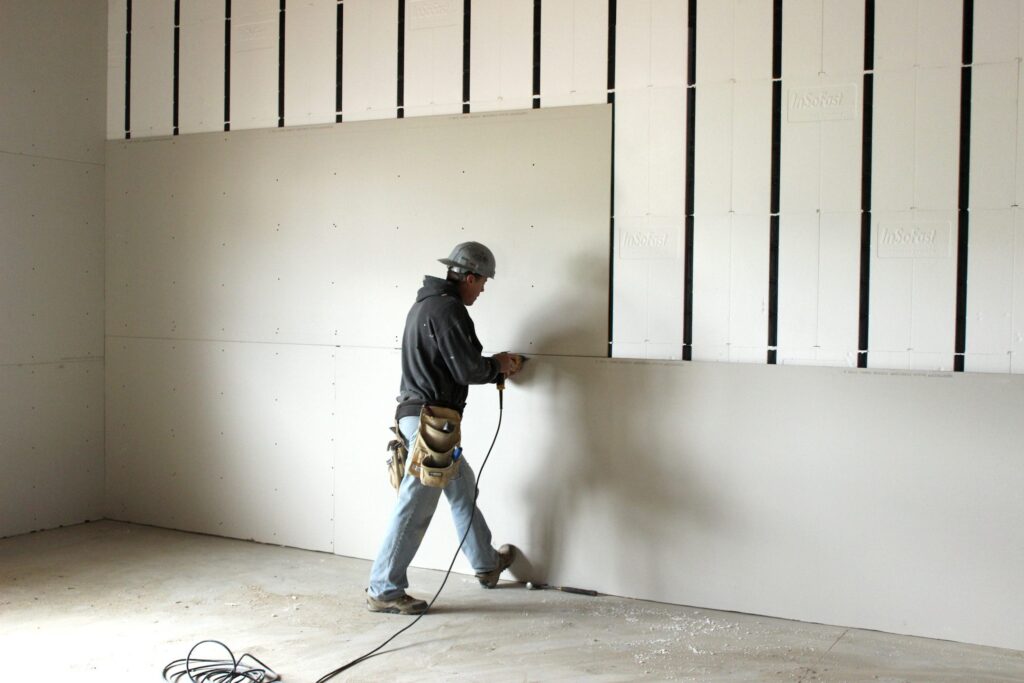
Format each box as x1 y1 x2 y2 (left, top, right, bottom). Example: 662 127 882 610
1 522 1022 682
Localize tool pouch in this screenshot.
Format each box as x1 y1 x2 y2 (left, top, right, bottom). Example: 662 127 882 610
385 423 407 492
407 405 462 488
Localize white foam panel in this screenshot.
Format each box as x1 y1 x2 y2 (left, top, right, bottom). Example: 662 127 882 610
694 82 734 215
913 66 960 211
728 213 770 354
0 360 104 538
965 209 1015 372
875 0 961 72
404 0 463 117
691 214 732 360
130 0 174 138
871 69 916 212
106 105 611 357
108 0 128 140
180 0 227 134
868 210 957 369
230 0 279 130
616 0 686 91
341 0 398 121
105 337 335 551
733 0 773 81
821 0 865 77
781 0 822 81
540 0 608 107
284 0 336 126
0 155 104 365
468 0 532 112
970 61 1018 210
776 212 821 361
696 0 735 85
731 81 772 215
1014 209 1024 373
973 0 1020 64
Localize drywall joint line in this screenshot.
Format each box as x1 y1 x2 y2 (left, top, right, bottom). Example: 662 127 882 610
0 357 104 369
0 150 104 167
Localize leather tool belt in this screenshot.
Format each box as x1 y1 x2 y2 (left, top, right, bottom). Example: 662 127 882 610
407 405 462 488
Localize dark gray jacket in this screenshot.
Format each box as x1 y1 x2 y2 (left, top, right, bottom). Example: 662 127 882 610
396 276 500 418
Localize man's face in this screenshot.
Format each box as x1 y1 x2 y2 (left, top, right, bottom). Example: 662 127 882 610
459 273 487 306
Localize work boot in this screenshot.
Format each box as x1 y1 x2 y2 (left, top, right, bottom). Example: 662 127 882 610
476 544 517 589
366 591 428 615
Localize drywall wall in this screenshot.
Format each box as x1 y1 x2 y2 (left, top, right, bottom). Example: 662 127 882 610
104 105 612 540
0 0 106 538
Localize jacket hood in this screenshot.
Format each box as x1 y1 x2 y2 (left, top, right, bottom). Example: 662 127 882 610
416 275 461 303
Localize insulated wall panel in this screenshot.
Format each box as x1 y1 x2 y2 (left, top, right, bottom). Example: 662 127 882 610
105 338 335 551
727 213 770 361
404 0 463 117
180 0 226 134
540 0 608 107
777 212 859 366
696 0 772 84
874 0 962 72
970 61 1018 210
230 0 279 130
468 0 533 112
0 155 104 365
284 0 336 126
0 360 104 538
693 82 733 215
731 81 772 215
913 67 960 211
973 0 1020 64
871 70 916 212
106 105 611 357
342 0 398 120
108 0 128 139
130 0 174 138
868 210 958 370
964 209 1015 373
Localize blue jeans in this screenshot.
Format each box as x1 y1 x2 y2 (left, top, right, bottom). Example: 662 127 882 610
368 415 500 600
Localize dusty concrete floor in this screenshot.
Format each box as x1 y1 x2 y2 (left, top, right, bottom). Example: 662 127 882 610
1 522 1023 682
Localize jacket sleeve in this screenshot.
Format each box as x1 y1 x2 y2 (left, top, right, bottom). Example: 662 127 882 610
434 314 501 386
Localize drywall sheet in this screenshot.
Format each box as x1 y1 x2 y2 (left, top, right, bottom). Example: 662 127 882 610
179 0 226 134
334 347 1024 651
0 0 106 160
106 105 611 357
0 154 104 366
105 337 335 551
230 0 279 130
0 359 104 538
284 0 335 126
130 0 174 138
403 0 463 117
341 0 398 121
468 0 533 112
540 0 608 107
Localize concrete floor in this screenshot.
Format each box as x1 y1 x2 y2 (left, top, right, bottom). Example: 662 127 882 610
1 522 1022 682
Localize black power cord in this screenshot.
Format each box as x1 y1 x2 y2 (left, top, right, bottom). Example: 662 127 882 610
164 385 506 683
315 385 505 681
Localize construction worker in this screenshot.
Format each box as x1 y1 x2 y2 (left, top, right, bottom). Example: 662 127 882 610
366 241 523 615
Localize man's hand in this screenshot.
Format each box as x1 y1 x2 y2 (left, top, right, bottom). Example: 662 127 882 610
493 352 525 378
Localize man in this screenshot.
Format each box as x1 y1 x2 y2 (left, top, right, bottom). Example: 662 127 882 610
367 241 523 615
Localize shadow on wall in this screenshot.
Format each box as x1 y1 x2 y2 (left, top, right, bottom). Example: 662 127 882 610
513 255 724 598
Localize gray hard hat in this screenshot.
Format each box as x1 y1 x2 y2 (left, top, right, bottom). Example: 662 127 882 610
439 241 496 279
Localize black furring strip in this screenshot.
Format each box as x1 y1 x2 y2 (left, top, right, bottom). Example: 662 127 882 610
607 0 616 104
336 0 343 122
278 0 285 127
126 0 132 139
224 0 231 131
682 0 696 361
858 0 874 368
174 0 180 135
462 0 471 113
532 0 541 108
607 0 616 357
766 0 782 364
397 0 405 118
954 0 974 372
